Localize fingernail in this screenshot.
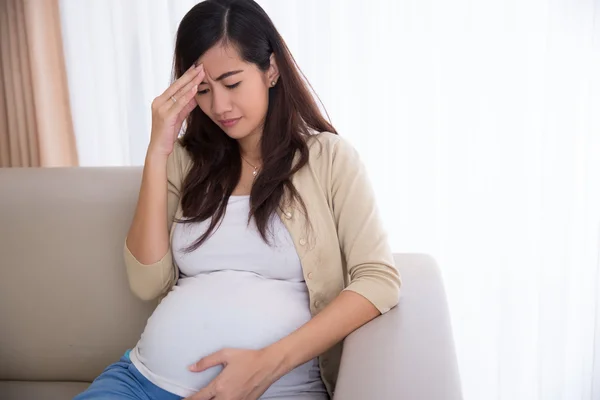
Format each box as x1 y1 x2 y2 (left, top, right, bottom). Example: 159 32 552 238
196 63 203 70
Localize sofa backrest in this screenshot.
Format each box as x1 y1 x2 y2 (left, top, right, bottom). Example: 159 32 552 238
0 167 156 382
0 166 465 399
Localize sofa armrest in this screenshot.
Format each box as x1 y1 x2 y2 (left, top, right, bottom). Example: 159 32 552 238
334 254 463 400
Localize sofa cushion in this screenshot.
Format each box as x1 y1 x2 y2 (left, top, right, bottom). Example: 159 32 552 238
0 381 90 400
0 167 155 382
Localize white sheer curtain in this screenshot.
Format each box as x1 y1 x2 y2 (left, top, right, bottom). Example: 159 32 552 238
59 0 600 399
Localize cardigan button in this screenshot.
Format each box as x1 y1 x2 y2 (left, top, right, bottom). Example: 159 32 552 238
299 238 307 246
307 272 313 280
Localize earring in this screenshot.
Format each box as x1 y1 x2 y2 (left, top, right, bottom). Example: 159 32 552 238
271 80 277 87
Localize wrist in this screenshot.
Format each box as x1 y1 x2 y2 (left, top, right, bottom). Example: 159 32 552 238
145 146 170 164
262 341 294 378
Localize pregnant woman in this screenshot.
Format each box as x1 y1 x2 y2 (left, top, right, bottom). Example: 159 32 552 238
75 0 401 399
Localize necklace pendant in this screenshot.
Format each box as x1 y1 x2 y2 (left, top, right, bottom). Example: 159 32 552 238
253 169 258 177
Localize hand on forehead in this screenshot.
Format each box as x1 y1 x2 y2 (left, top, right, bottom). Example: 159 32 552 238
195 44 248 82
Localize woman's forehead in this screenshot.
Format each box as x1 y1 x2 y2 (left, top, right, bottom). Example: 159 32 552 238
195 43 248 79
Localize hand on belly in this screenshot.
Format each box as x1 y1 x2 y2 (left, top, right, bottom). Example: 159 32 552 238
184 347 281 400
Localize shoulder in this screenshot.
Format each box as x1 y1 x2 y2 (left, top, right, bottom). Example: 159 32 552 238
305 131 361 170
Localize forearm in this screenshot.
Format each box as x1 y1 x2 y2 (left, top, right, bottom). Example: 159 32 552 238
266 290 380 377
126 150 170 265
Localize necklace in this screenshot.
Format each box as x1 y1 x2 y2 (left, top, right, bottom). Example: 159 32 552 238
241 155 260 177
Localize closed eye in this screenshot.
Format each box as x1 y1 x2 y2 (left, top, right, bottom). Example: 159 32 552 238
197 82 241 96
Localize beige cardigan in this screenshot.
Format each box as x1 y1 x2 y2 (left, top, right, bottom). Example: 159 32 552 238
123 131 401 396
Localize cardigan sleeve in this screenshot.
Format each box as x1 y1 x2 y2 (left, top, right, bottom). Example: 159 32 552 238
123 141 185 301
330 137 401 313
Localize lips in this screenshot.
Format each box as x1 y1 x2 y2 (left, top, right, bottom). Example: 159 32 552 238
218 117 241 128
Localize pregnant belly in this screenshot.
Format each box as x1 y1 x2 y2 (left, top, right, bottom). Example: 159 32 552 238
133 270 315 394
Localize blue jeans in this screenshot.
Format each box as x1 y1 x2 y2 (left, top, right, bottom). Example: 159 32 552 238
74 350 183 400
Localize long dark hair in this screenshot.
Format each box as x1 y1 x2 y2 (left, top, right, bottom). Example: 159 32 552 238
173 0 336 251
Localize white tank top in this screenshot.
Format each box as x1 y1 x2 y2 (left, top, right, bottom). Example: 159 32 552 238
130 195 328 399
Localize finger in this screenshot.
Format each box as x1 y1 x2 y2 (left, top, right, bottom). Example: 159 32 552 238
162 67 204 112
188 385 216 400
159 75 201 118
165 63 203 101
171 68 204 106
188 350 227 372
161 63 204 102
175 97 198 126
167 80 200 117
174 97 197 134
180 95 198 117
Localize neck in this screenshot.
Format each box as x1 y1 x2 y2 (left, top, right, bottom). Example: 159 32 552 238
238 130 262 164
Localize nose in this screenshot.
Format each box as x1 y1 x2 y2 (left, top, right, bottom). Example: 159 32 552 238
211 87 233 116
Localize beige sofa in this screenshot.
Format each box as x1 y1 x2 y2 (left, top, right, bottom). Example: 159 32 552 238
0 167 463 400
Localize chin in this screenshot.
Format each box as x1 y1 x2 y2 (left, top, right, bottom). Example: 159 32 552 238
221 123 259 141
222 128 251 140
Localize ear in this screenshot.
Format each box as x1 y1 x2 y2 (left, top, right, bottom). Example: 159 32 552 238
266 53 280 87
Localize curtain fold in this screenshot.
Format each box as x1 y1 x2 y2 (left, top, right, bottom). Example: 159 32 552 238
0 0 77 167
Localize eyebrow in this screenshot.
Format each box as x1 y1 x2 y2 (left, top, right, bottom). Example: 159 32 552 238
200 70 244 84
